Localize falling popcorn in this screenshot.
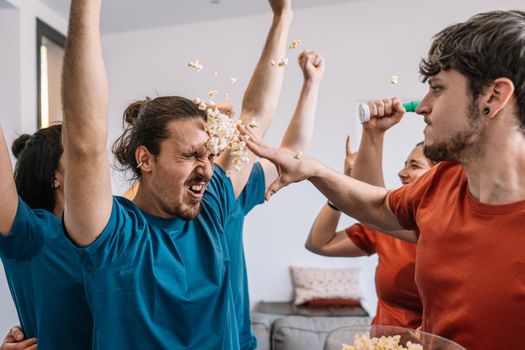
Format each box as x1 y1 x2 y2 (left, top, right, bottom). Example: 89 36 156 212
213 71 219 77
248 118 259 129
271 57 289 68
224 93 230 100
390 75 399 85
187 59 203 72
209 90 218 98
230 78 237 84
194 99 250 173
289 39 301 49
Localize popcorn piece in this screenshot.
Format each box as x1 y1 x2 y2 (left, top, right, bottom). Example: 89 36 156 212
209 90 218 98
195 98 249 172
289 39 301 49
223 93 230 100
213 71 219 77
390 75 399 85
272 57 289 68
198 102 207 111
187 59 203 72
248 118 259 129
230 78 237 84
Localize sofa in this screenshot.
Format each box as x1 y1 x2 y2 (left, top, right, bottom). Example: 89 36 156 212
251 302 371 350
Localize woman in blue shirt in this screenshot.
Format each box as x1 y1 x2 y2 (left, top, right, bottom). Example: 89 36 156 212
0 124 92 350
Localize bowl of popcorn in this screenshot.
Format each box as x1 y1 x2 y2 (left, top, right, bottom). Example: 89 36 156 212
323 325 465 350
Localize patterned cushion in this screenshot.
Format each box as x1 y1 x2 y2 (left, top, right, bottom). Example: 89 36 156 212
290 266 362 305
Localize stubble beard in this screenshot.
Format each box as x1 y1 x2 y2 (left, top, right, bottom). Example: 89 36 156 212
423 99 482 163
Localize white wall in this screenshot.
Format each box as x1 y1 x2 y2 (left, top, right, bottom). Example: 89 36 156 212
101 0 524 316
0 0 66 333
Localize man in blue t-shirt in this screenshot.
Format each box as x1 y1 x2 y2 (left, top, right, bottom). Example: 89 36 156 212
59 0 297 349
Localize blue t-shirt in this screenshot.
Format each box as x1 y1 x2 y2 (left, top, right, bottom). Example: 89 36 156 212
77 165 238 350
227 162 265 350
0 198 92 350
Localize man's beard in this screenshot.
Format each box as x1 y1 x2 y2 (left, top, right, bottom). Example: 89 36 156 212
164 200 202 220
423 99 482 162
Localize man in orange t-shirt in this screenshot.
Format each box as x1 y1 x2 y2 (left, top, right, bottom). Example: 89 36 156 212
242 10 525 350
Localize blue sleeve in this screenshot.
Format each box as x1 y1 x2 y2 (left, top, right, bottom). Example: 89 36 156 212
202 165 237 229
0 198 46 261
236 162 265 215
69 197 147 270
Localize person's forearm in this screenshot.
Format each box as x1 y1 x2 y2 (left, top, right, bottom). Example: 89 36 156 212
62 0 108 154
280 79 319 152
240 11 293 134
0 126 18 236
351 129 386 187
308 161 402 232
61 0 113 246
306 204 341 253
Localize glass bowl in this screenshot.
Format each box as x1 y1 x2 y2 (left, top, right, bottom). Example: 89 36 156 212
323 325 465 350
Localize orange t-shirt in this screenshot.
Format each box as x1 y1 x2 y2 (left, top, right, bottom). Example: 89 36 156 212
346 224 422 329
388 161 525 350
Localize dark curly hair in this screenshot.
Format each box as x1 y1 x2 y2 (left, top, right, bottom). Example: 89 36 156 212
419 10 525 130
12 124 63 212
112 96 207 180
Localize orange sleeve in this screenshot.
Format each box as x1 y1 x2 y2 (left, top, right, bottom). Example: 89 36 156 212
388 163 443 236
345 223 377 255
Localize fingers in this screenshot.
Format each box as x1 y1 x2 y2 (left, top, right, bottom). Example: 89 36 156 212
216 103 234 117
298 50 324 69
238 124 275 161
368 97 402 118
8 327 24 342
345 135 352 156
2 337 37 350
265 178 285 201
392 97 405 113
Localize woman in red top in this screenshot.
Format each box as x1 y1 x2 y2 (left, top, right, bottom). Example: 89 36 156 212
306 99 435 329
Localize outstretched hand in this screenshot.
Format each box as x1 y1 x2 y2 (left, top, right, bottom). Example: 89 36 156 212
363 97 405 133
239 124 316 200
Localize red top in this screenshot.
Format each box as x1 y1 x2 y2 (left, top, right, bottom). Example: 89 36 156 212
389 161 525 350
346 224 422 329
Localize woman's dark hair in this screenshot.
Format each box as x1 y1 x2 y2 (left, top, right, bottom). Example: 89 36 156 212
419 10 525 130
112 96 207 179
12 124 63 212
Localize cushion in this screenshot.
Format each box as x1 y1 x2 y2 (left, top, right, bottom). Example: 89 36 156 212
306 298 362 308
272 315 371 350
290 266 362 305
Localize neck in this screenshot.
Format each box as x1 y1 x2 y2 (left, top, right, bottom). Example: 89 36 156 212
464 124 525 204
53 193 64 218
133 184 175 219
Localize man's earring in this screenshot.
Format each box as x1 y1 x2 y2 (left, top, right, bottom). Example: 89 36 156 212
483 107 490 116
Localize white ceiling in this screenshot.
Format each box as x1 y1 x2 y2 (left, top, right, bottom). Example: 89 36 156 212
39 0 363 33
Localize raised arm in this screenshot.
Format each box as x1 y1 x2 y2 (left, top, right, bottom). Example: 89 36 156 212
351 98 404 186
62 0 112 246
261 50 324 187
305 137 369 256
217 0 293 196
0 127 18 236
240 125 415 241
